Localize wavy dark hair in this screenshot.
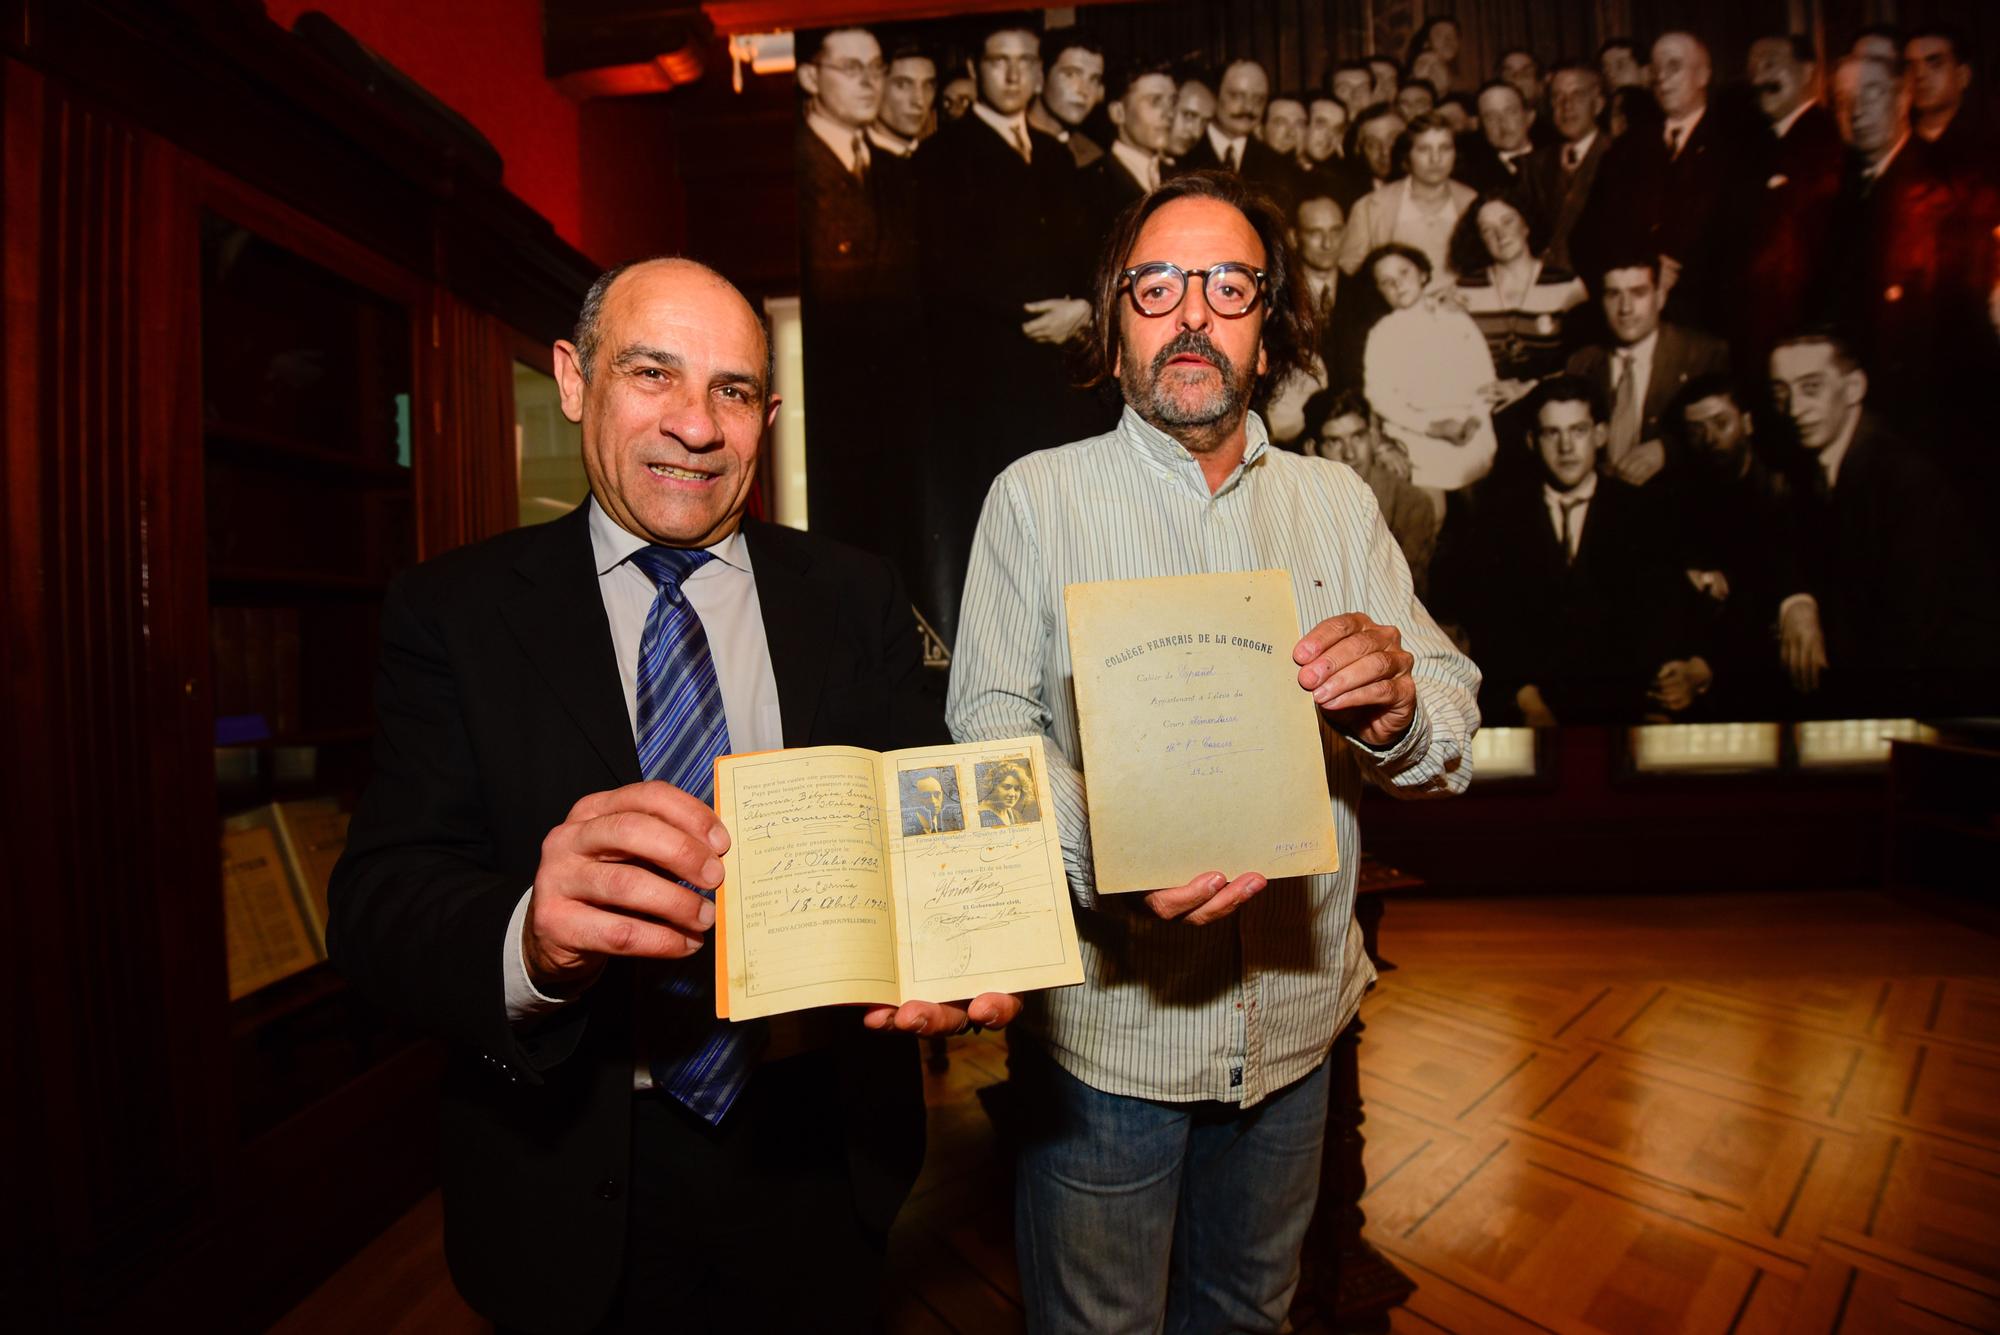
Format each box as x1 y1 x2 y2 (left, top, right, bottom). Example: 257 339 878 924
1449 189 1552 276
1078 169 1316 399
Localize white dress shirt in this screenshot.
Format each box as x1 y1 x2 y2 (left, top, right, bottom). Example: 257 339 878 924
504 498 783 1025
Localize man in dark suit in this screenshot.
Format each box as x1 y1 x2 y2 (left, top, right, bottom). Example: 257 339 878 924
1081 59 1174 236
1456 79 1538 194
794 27 925 598
913 17 1110 641
1566 253 1730 487
328 259 1020 1335
1455 375 1710 725
1768 334 1999 716
1673 375 1799 718
1574 32 1755 333
1177 58 1300 210
1736 33 1844 375
1521 61 1607 271
1906 26 1988 183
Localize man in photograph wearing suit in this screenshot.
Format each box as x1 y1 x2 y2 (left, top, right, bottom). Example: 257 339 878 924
1028 32 1107 167
869 42 936 159
1769 335 1998 717
1736 33 1843 374
913 17 1108 641
1178 58 1300 210
903 774 963 835
327 259 1020 1335
1566 254 1729 487
794 27 925 595
1457 79 1538 194
1576 32 1752 333
1455 375 1710 726
1082 59 1175 236
1521 62 1607 272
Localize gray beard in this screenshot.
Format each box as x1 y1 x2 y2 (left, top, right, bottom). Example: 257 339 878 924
1120 329 1252 451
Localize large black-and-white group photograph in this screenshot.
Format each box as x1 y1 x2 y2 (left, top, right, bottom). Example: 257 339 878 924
792 3 2000 726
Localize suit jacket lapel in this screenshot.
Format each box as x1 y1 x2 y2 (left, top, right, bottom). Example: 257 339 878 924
501 504 641 786
744 520 833 747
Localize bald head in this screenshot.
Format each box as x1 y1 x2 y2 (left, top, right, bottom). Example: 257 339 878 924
556 257 779 550
1651 32 1711 118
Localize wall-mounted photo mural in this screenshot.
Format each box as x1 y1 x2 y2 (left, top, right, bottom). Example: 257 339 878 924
791 2 1999 725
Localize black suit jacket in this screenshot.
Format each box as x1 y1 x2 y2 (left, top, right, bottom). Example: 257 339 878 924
1574 107 1756 331
1080 147 1150 238
1455 477 1704 723
1521 133 1607 273
1790 413 2000 714
1455 135 1533 196
327 506 943 1334
913 111 1112 638
1177 131 1301 211
1736 104 1844 367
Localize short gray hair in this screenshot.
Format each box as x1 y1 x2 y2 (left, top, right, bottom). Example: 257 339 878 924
571 256 776 395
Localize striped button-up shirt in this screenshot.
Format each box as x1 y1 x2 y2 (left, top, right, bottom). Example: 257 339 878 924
946 407 1480 1106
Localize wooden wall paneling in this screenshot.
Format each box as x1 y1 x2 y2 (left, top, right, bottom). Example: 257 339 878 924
422 291 519 555
0 56 227 1322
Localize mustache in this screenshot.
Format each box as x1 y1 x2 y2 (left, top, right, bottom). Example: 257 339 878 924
1755 81 1784 94
1150 329 1237 379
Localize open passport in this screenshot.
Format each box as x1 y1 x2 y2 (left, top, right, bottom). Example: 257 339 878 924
712 734 1084 1021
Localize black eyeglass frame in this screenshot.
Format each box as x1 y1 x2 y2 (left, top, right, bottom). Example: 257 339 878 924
1117 262 1271 318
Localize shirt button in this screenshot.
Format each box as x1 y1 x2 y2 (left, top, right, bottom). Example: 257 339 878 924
594 1178 623 1201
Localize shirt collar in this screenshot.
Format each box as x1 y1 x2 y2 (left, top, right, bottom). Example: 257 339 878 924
806 109 869 172
1206 123 1247 158
588 495 750 579
1819 410 1862 488
1110 137 1159 186
1618 328 1661 368
866 123 916 157
1027 102 1071 143
1544 470 1599 507
973 100 1030 144
1774 98 1817 140
1117 404 1270 496
1565 129 1598 159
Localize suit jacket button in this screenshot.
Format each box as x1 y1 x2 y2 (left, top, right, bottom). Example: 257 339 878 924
595 1178 622 1201
836 240 853 255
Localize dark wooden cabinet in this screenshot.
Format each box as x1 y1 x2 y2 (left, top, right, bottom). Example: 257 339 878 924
1 3 596 1327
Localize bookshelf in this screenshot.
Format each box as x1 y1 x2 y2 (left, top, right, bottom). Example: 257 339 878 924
2 4 596 1325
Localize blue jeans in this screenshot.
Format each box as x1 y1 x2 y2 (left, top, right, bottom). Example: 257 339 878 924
1012 1042 1330 1334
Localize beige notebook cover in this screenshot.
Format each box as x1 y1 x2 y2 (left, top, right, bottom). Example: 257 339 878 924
1064 569 1339 894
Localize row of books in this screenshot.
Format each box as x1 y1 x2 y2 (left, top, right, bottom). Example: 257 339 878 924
220 799 349 1000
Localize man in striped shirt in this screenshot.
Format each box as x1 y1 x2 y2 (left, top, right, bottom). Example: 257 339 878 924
946 170 1481 1333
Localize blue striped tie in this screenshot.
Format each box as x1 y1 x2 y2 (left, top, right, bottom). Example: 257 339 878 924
628 545 762 1123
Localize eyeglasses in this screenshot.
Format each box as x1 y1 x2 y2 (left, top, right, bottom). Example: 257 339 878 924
818 58 887 81
1119 262 1267 318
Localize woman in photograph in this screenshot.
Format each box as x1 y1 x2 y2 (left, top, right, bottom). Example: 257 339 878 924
1362 241 1498 515
1452 192 1589 404
977 761 1036 827
1339 111 1476 282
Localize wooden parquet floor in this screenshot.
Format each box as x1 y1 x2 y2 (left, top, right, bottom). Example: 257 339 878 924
274 890 2000 1335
